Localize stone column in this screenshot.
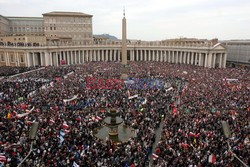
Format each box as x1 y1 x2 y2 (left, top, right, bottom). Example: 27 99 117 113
98 50 101 61
190 52 194 65
32 52 35 66
16 52 20 66
118 50 121 62
45 52 49 66
88 50 91 62
207 53 213 68
183 51 187 64
49 52 53 66
218 53 222 68
74 51 77 64
70 51 73 64
148 50 151 61
25 52 29 67
86 50 88 62
139 50 142 61
40 52 44 66
199 53 202 66
204 53 208 67
92 50 95 61
167 51 170 63
178 51 182 64
114 50 117 61
212 53 216 68
78 50 81 64
109 50 112 61
144 50 146 61
187 52 190 64
101 50 104 61
175 51 179 64
59 51 62 65
222 53 227 68
56 52 59 66
66 51 70 65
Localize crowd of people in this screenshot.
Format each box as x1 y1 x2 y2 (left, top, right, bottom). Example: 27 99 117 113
0 66 38 77
0 62 249 167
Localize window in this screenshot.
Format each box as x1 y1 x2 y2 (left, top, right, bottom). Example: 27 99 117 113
50 27 52 30
10 55 14 62
20 56 24 63
0 54 5 61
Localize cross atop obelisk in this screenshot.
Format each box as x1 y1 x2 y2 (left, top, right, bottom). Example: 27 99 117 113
122 7 127 65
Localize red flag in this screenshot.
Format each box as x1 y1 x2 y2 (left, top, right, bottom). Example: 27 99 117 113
63 122 69 129
173 107 178 115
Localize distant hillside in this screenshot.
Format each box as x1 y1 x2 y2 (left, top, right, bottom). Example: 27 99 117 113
93 34 119 40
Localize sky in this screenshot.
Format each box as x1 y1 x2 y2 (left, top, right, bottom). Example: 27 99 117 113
0 0 250 41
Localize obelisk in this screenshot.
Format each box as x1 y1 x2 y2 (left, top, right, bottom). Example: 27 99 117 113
122 9 127 65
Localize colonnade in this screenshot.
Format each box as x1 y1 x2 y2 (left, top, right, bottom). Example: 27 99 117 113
26 49 227 68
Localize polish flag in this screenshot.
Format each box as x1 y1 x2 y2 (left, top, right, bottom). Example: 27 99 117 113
16 115 21 119
152 153 159 159
76 117 81 121
49 119 55 124
208 154 216 164
63 122 69 129
0 155 7 163
26 121 33 126
65 129 70 134
96 116 102 121
189 132 196 137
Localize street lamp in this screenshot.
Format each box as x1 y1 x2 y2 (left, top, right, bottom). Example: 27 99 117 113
17 122 39 167
221 121 248 167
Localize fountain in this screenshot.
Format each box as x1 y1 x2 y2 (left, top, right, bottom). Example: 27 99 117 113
94 108 135 143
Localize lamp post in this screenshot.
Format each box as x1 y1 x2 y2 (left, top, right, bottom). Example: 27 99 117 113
221 121 248 167
17 122 39 167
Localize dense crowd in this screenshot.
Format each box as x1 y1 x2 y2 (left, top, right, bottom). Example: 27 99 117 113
0 66 39 77
0 62 249 167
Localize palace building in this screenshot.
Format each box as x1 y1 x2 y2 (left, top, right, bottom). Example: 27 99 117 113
0 11 227 68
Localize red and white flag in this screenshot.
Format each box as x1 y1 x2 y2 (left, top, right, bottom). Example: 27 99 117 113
152 153 159 159
26 121 33 126
96 116 102 121
0 155 7 163
63 122 69 129
65 129 70 134
49 119 55 124
208 154 216 164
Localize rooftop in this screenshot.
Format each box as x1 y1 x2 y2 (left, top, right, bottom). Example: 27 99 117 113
43 11 93 17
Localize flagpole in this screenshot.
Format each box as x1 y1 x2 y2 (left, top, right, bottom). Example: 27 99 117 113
227 141 248 167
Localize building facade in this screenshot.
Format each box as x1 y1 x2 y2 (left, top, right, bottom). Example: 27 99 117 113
222 40 250 66
0 11 93 45
0 42 227 68
0 12 227 68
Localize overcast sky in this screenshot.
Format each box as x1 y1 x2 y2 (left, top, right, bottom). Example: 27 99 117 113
0 0 250 41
